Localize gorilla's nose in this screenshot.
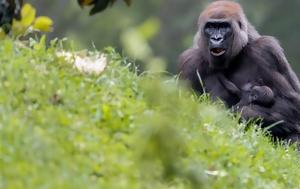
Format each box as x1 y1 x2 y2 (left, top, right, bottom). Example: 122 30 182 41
210 36 223 44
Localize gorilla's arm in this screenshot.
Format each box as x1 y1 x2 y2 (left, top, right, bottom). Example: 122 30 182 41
256 36 300 93
240 105 300 139
179 48 209 94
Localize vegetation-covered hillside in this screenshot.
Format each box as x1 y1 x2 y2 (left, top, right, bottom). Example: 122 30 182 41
1 38 300 189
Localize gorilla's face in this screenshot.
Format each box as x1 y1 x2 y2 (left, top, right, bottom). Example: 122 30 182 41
203 19 234 69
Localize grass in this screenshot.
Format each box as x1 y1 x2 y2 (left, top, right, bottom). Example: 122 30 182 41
0 38 300 189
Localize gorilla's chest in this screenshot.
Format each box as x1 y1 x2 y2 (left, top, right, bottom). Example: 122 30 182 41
205 56 267 107
226 56 265 88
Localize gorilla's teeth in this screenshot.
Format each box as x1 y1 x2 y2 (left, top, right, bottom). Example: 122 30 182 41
211 49 226 56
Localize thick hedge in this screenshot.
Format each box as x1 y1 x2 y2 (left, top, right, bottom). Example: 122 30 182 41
1 38 300 189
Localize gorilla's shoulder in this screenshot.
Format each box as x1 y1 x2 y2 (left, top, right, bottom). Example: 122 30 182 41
245 35 288 71
249 35 284 54
179 48 208 69
178 47 209 79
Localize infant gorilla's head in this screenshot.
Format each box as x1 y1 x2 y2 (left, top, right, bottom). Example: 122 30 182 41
249 85 274 105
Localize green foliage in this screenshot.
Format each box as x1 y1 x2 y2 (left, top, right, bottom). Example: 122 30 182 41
27 0 300 74
9 3 53 37
1 38 300 189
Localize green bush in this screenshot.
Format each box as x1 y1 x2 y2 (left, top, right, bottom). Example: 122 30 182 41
1 38 300 189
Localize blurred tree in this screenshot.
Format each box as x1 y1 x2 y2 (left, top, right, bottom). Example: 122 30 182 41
77 0 131 15
26 0 300 75
259 0 300 73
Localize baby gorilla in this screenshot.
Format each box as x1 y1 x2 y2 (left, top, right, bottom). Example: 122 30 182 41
218 75 275 110
218 74 300 144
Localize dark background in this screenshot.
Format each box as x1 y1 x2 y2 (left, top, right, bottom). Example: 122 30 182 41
27 0 300 75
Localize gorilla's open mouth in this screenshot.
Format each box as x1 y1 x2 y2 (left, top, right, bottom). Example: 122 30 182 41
210 48 226 56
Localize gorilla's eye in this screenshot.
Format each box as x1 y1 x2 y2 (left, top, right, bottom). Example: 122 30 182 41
205 23 214 29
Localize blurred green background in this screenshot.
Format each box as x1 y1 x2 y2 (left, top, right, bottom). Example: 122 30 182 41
27 0 300 74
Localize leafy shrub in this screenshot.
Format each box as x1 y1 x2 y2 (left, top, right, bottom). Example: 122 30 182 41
0 38 300 189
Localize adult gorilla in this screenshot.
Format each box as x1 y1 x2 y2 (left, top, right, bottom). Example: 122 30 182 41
179 0 300 142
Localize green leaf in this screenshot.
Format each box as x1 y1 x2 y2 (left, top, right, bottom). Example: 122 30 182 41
20 3 36 27
34 16 54 32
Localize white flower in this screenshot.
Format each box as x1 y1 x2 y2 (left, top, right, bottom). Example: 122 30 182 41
57 51 108 75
